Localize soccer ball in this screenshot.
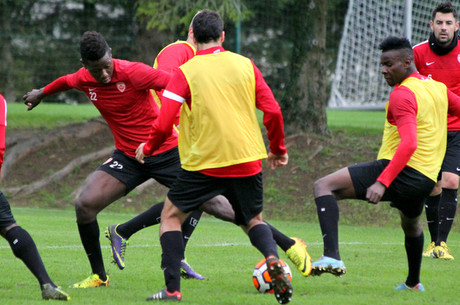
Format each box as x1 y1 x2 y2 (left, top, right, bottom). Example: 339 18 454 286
252 258 292 294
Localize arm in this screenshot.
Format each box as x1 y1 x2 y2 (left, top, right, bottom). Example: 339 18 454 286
253 62 288 169
23 76 72 111
136 70 186 163
447 89 460 117
367 89 418 203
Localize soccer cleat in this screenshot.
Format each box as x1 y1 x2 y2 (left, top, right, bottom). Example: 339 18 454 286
422 242 435 257
69 274 109 288
146 289 182 301
180 259 205 280
266 255 293 304
395 282 425 292
105 224 128 270
433 242 454 260
41 283 71 301
311 255 347 277
285 237 312 277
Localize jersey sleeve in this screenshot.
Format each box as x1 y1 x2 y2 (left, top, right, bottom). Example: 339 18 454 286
128 62 171 91
447 89 460 117
143 70 186 155
44 74 75 95
376 88 418 187
253 62 287 155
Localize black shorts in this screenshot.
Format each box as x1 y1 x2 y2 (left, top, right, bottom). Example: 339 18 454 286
348 159 435 218
167 170 263 226
0 191 16 228
441 130 460 175
98 147 181 194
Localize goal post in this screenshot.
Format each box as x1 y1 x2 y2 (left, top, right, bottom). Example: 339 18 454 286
328 0 439 109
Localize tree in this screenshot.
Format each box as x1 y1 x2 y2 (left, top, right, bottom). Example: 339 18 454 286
136 0 348 134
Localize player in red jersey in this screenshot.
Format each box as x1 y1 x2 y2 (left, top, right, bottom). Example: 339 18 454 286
136 10 293 303
106 27 312 280
413 1 459 260
311 37 460 291
0 94 70 301
22 31 205 288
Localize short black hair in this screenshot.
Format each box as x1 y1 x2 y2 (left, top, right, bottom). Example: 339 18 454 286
191 9 223 44
432 1 458 21
80 31 110 61
379 36 414 60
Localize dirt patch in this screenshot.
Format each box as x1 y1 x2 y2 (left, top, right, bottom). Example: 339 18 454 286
2 120 412 227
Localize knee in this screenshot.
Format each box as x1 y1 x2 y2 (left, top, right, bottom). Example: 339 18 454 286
75 195 97 223
400 219 422 237
313 177 328 198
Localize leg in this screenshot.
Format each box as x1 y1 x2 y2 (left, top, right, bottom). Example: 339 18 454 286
1 192 71 301
242 214 292 304
398 211 425 290
146 197 189 301
310 167 355 276
423 182 441 257
72 170 126 287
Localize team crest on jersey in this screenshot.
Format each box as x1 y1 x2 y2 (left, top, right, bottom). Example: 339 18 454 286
116 82 126 93
457 54 460 63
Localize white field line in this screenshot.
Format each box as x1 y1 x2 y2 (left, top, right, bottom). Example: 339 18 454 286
0 241 411 250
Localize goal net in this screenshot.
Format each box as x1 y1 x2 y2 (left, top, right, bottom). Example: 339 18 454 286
328 0 441 109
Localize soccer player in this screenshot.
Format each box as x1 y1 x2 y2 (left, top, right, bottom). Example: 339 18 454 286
106 26 312 279
0 94 70 301
311 36 460 291
136 10 293 303
22 31 205 287
413 1 459 260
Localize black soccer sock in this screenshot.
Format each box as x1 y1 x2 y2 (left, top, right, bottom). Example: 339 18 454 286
437 188 457 244
6 226 54 287
265 221 295 252
160 231 184 293
424 194 440 243
116 202 164 239
404 233 424 287
315 195 341 260
181 210 203 250
248 224 278 258
77 220 107 281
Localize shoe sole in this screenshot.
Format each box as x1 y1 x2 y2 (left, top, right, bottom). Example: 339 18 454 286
267 258 293 304
311 265 346 277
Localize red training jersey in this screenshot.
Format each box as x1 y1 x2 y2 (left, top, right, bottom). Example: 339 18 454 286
413 40 460 130
44 59 177 157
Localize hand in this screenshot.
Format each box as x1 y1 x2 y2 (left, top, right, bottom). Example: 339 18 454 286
135 143 146 164
366 181 386 204
23 88 45 111
266 152 288 170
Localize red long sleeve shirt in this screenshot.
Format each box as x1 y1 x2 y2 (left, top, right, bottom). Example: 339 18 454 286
44 59 177 157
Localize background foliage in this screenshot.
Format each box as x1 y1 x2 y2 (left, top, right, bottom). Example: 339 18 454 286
1 0 348 133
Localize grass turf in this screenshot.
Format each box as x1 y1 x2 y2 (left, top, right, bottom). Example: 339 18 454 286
0 207 458 304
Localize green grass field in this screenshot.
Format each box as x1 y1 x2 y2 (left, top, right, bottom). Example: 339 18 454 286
0 208 458 305
7 102 386 133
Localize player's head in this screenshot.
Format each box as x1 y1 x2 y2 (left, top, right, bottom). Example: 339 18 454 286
191 9 224 44
430 2 459 46
80 31 113 84
379 36 415 87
